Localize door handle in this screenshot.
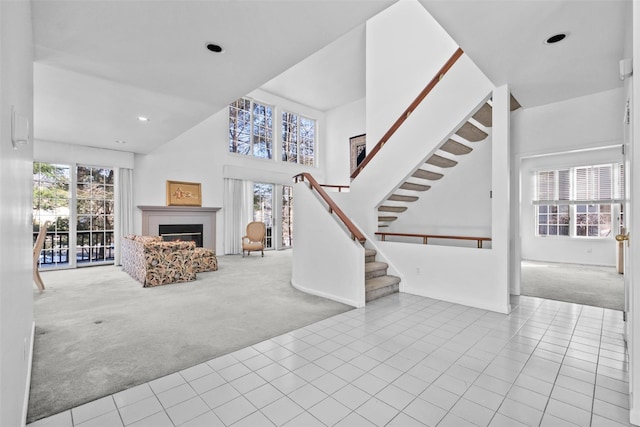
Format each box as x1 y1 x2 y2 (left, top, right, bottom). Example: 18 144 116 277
616 233 630 242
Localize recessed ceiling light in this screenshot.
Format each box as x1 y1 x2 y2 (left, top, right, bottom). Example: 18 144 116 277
115 140 126 144
545 33 567 44
206 43 224 53
137 116 149 122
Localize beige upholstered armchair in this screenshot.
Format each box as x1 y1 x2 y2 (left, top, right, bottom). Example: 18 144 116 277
242 221 266 257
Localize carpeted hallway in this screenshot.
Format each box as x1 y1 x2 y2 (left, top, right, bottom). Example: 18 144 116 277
28 250 352 424
520 260 624 311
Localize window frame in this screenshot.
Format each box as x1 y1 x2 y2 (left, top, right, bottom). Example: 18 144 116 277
533 163 623 239
228 97 274 160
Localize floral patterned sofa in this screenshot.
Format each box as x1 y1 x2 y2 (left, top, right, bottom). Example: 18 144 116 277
121 235 217 287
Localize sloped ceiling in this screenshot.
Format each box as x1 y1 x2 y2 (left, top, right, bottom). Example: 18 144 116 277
32 0 396 153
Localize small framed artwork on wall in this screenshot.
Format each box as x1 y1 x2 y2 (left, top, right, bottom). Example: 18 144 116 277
350 134 366 175
166 180 202 206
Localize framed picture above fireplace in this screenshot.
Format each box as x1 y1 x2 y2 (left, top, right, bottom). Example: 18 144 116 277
166 180 202 207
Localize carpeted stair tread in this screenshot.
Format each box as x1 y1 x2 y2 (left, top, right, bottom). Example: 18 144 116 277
365 261 388 279
412 169 443 180
388 194 419 202
378 206 408 213
441 139 473 156
364 248 377 259
455 121 488 142
378 224 389 228
426 154 457 168
378 216 398 222
400 182 431 191
366 275 401 292
364 248 377 264
473 103 493 127
366 276 400 301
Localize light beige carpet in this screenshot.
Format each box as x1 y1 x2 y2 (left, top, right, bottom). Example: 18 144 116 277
28 250 352 423
520 260 624 311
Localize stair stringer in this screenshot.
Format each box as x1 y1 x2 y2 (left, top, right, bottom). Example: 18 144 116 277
291 180 365 308
345 54 495 237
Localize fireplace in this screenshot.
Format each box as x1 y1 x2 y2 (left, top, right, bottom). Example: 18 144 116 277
159 224 203 247
138 206 220 251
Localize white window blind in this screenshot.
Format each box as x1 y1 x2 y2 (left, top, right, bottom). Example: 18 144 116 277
533 163 623 205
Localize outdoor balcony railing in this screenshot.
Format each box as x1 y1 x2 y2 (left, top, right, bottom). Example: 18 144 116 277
33 230 115 267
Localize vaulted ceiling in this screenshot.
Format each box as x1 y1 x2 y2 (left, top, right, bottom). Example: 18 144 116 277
32 0 631 154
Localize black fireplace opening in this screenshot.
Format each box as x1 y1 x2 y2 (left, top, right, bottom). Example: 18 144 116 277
158 224 203 247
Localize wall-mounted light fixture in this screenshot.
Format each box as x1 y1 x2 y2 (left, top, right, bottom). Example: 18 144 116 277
11 106 30 150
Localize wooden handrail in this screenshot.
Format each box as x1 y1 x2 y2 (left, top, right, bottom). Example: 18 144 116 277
350 47 464 180
294 173 366 244
320 184 350 192
375 232 490 248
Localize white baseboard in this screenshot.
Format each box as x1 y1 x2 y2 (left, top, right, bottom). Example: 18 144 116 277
22 321 35 427
290 280 364 308
630 407 640 426
402 286 510 314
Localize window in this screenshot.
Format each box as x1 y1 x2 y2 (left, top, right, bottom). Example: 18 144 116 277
534 163 623 238
229 98 316 165
537 205 570 236
282 112 316 166
229 98 273 159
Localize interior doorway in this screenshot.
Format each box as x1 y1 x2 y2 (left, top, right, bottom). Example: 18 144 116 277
517 148 626 311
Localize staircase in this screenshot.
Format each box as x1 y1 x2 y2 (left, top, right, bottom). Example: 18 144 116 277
377 96 520 229
364 248 400 301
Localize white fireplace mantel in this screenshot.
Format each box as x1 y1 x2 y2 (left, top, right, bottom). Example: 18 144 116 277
138 205 221 251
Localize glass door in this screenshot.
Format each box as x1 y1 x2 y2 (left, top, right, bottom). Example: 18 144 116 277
33 162 115 269
76 165 115 265
253 183 273 249
281 185 293 247
33 163 71 268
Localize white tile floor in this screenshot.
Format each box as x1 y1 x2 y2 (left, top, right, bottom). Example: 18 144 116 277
28 293 633 427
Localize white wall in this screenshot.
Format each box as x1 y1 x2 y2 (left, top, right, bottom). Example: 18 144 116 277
513 88 625 267
365 0 458 150
324 98 365 185
512 88 624 158
292 181 365 307
0 1 34 425
379 242 508 313
133 89 326 254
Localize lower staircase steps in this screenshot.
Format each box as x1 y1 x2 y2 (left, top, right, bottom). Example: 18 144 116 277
378 216 398 222
366 276 401 301
364 249 400 302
